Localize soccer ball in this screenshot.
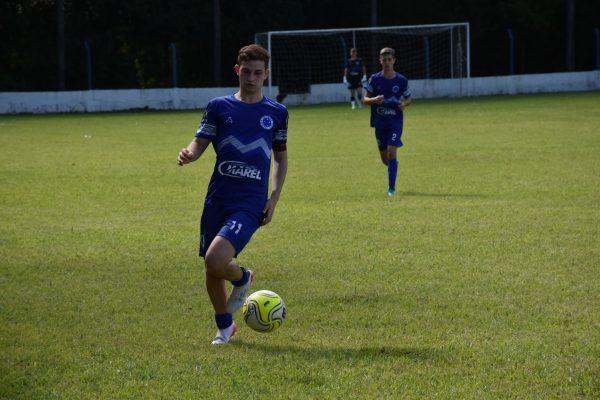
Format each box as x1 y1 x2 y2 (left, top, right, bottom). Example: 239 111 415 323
242 290 286 333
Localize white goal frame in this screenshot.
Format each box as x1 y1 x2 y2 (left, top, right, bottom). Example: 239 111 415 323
255 23 471 98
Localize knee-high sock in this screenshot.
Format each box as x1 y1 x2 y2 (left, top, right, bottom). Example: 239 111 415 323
388 158 398 190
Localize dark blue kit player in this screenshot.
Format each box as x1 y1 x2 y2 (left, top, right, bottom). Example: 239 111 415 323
364 47 412 196
343 48 368 109
177 44 288 345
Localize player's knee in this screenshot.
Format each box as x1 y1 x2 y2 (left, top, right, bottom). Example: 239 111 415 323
204 250 227 277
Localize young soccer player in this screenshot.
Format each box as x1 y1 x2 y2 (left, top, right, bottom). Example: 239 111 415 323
343 48 368 109
363 47 412 196
176 44 288 345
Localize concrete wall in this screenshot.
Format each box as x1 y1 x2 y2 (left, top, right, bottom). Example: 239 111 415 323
0 87 238 114
279 70 600 105
1 71 598 114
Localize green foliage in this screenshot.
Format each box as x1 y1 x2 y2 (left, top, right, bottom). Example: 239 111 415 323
2 0 600 90
1 93 599 399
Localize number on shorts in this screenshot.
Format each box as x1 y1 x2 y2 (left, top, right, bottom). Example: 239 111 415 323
229 220 242 234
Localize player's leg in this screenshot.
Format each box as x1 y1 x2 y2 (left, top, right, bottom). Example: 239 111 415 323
386 128 403 196
203 237 240 344
386 145 398 196
204 236 255 345
350 88 356 109
356 86 363 108
375 128 388 165
204 236 244 311
199 208 257 344
379 149 388 165
213 213 259 314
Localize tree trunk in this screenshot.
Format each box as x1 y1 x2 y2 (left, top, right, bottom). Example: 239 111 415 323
565 0 575 71
213 0 222 86
57 0 65 90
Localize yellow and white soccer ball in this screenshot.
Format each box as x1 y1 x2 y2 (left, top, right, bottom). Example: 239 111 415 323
242 290 286 333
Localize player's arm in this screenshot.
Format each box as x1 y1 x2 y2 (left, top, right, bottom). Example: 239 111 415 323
399 86 412 111
399 97 412 111
361 63 368 86
363 91 384 105
343 67 349 87
177 137 211 166
262 149 288 226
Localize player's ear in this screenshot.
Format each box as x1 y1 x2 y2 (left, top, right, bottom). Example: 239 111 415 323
234 64 240 75
265 68 270 79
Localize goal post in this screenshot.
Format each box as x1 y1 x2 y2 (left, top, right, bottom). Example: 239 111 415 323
255 23 470 99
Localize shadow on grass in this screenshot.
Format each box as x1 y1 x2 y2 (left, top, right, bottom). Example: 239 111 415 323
234 340 442 363
400 191 486 199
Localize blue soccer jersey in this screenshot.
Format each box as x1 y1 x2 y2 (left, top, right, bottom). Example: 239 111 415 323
346 58 364 77
195 95 288 213
366 72 411 129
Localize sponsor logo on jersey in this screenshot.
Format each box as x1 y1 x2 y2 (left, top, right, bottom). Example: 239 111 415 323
218 161 262 180
376 107 397 116
260 115 274 130
226 116 233 124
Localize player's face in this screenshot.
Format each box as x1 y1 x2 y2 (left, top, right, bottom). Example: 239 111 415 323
350 49 357 58
379 55 395 72
235 60 269 94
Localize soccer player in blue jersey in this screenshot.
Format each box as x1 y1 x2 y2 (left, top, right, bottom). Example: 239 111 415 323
176 44 288 345
363 47 411 196
343 48 368 109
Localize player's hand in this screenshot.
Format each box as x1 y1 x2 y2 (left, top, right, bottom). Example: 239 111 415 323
373 95 385 105
343 76 349 88
261 198 277 226
177 148 194 166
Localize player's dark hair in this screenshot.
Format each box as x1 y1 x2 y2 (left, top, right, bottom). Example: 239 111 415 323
379 47 395 58
238 44 270 68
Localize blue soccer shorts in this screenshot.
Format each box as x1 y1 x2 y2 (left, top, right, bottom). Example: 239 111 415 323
375 125 404 151
199 204 262 257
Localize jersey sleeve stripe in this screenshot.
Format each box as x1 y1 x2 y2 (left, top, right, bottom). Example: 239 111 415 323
275 129 287 142
196 123 217 137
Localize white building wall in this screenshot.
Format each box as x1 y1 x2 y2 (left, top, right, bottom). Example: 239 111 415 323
1 71 598 114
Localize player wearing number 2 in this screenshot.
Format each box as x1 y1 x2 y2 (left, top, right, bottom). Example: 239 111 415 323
363 47 411 196
177 44 288 345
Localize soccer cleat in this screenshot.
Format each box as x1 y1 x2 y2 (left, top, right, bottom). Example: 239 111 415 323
211 322 237 345
226 269 254 314
357 101 363 108
351 103 356 109
387 188 396 196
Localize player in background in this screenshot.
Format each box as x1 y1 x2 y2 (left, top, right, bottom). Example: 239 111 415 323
343 48 368 109
177 44 288 345
363 47 411 196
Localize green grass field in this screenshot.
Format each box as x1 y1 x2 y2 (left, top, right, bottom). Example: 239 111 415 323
1 92 599 399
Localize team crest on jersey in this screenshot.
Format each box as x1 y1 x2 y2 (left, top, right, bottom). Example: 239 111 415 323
226 116 233 124
392 86 400 93
218 161 262 180
260 115 274 130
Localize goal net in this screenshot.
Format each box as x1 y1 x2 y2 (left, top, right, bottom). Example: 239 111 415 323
255 23 470 99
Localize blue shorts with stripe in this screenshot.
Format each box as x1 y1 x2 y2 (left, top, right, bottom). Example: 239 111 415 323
375 124 404 151
199 201 263 257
